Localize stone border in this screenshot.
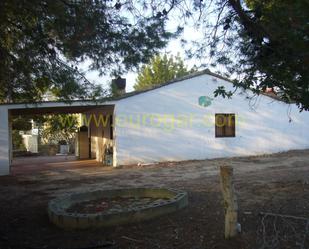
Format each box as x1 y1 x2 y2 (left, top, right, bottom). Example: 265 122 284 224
48 188 188 230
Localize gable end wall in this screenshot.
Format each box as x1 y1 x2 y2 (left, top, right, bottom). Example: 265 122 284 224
114 74 309 165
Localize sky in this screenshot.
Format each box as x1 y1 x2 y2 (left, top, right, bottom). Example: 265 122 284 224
83 20 204 93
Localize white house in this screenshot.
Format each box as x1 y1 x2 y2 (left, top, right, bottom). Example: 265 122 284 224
1 70 309 176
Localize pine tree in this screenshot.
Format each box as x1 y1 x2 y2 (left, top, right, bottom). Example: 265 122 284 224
0 0 174 103
134 54 194 91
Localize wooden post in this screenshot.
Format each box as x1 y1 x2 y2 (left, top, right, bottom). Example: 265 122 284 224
220 165 238 239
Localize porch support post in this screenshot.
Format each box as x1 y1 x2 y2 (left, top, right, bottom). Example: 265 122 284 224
0 107 10 175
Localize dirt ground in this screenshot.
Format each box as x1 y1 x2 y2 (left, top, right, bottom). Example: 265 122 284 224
0 150 309 249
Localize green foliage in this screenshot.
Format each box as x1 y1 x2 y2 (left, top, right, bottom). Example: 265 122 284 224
233 0 309 110
11 114 78 149
134 54 194 91
141 0 308 110
108 81 121 97
214 86 233 99
186 0 309 110
0 0 175 103
2 0 308 110
40 114 79 145
12 130 26 151
12 117 32 131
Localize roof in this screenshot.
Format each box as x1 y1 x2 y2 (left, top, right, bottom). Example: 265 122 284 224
113 69 285 103
112 69 234 101
0 69 284 107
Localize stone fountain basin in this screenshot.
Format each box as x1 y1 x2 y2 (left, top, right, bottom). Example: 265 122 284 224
48 188 188 230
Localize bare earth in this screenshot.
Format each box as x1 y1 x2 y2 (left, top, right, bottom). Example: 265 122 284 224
0 150 309 249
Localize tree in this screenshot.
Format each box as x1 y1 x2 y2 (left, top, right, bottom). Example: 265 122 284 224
209 0 309 110
12 130 26 151
40 114 79 146
0 0 176 103
130 0 309 110
134 54 194 91
12 116 32 131
108 82 120 97
2 0 308 110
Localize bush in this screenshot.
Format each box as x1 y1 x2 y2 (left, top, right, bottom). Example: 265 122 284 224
12 131 26 151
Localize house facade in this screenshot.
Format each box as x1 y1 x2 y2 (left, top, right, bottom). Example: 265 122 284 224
0 70 309 175
114 72 309 165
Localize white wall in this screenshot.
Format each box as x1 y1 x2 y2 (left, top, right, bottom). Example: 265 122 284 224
114 74 309 166
22 134 38 153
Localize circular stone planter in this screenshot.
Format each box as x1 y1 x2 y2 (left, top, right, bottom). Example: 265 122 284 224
48 188 188 230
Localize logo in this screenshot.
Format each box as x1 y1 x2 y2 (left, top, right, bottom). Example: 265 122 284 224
198 96 213 107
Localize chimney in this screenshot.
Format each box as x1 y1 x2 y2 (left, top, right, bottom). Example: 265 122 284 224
264 87 277 96
112 77 126 96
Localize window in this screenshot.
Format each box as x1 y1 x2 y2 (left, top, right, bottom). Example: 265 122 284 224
215 114 236 138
